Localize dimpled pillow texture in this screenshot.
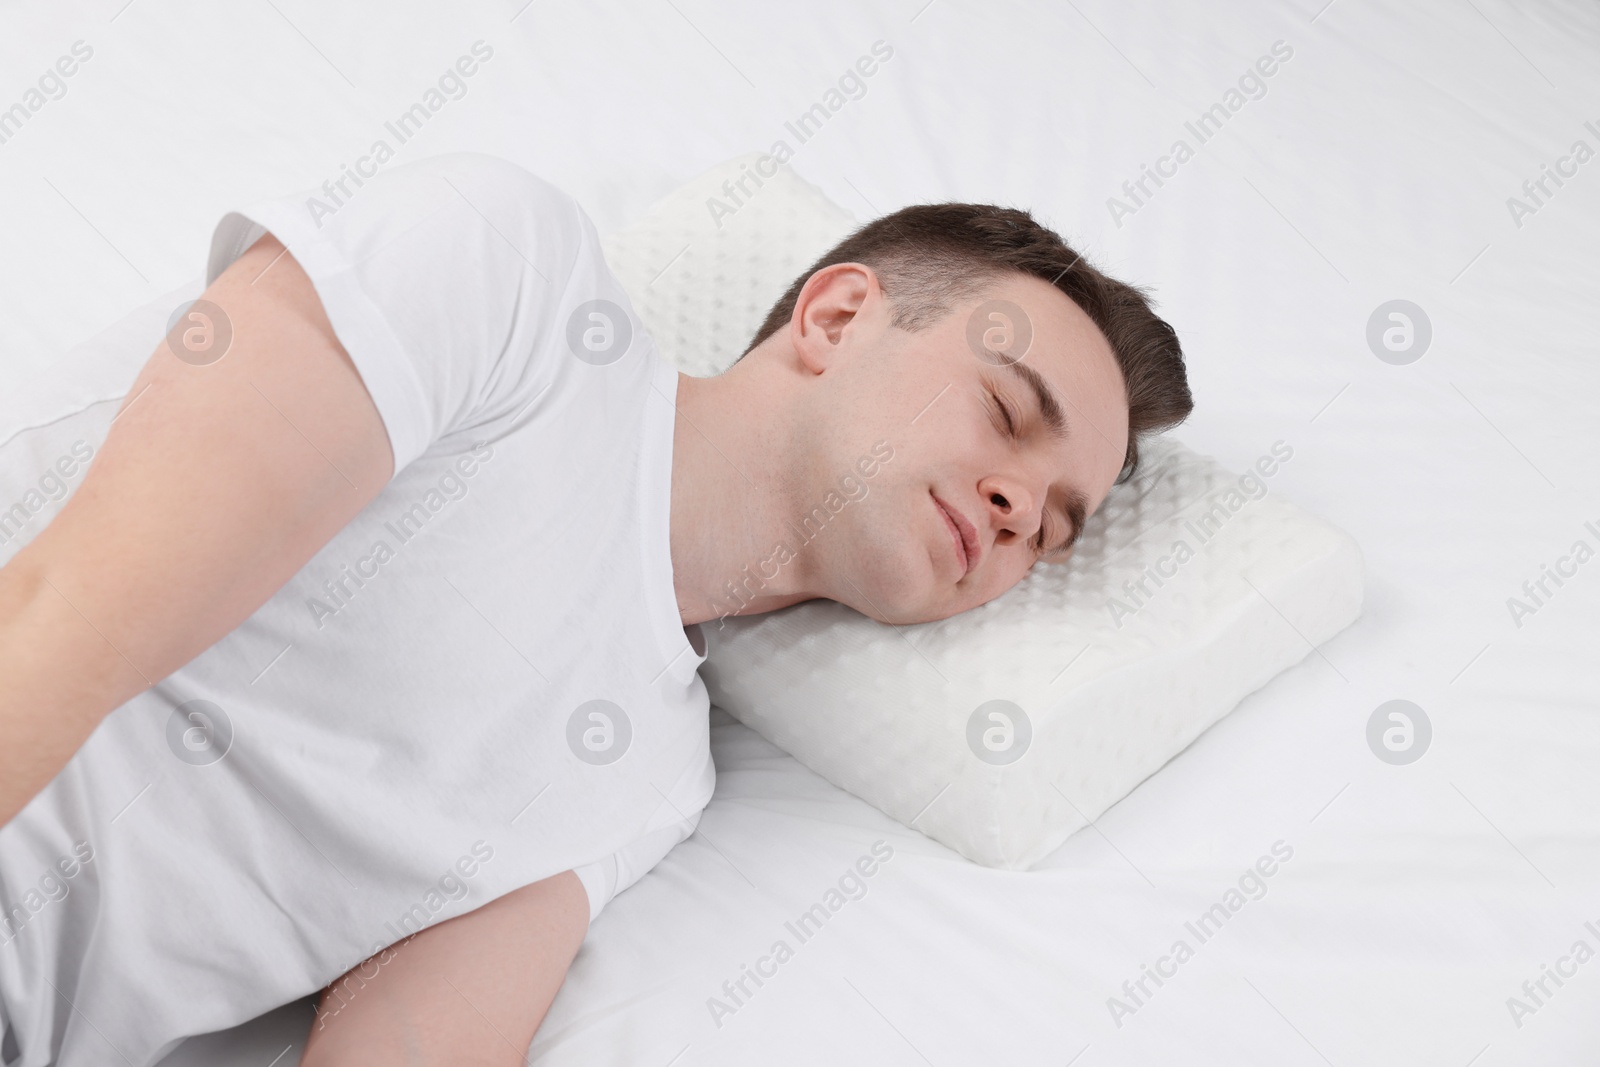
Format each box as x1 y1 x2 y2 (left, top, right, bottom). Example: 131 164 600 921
603 155 1365 870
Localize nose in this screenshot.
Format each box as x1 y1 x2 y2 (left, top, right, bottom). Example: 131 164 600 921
980 475 1042 547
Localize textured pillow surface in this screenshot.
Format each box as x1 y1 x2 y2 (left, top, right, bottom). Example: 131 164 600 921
604 155 1364 869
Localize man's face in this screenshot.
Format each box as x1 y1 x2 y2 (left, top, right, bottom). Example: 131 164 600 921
790 268 1130 624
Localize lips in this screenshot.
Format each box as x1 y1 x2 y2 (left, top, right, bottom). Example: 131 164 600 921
932 493 980 577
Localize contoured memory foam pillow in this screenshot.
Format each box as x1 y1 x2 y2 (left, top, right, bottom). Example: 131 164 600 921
603 155 1365 870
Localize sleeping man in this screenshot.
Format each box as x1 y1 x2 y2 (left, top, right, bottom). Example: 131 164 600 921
0 152 1190 1065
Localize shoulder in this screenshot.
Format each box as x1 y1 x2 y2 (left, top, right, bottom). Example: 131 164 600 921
293 152 589 264
407 153 575 207
378 153 595 280
393 153 583 232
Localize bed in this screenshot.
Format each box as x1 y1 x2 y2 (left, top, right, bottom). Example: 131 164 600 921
3 1 1597 1063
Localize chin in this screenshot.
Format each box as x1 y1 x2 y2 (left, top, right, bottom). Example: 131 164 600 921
851 589 922 626
839 555 936 625
907 599 966 624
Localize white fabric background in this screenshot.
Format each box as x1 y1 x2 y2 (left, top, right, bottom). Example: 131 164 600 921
1 2 1597 1065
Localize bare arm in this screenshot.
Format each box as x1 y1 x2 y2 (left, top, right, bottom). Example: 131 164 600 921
0 233 393 824
301 869 590 1066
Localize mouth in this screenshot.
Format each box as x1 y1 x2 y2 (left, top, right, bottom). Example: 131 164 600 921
931 492 980 578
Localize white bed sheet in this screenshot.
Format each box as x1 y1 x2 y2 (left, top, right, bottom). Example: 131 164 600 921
2 1 1597 1064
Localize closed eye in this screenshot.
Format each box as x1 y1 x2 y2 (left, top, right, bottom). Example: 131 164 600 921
990 388 1056 553
989 390 1020 439
1034 513 1056 554
988 383 1077 557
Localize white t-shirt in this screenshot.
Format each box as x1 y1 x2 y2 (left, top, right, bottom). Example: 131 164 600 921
0 153 715 1066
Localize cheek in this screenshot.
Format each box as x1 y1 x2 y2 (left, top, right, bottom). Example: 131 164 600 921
999 557 1033 595
969 554 1032 610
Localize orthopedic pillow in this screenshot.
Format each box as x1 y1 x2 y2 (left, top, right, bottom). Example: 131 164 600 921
610 155 1366 870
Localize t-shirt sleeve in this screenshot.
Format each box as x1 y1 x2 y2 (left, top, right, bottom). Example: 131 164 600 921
204 152 594 476
571 810 702 924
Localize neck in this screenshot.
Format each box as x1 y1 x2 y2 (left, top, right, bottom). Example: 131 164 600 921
669 365 818 626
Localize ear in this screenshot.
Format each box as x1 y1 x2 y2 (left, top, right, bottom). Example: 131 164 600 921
789 263 877 375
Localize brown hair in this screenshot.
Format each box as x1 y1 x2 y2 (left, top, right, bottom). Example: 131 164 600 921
740 203 1193 481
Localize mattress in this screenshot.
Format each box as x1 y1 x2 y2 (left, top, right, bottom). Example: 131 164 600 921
2 1 1596 1064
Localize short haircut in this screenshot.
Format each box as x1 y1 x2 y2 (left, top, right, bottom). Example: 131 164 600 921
739 203 1193 481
